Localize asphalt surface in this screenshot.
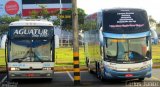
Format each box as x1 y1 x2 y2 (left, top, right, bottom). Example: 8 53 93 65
0 69 160 87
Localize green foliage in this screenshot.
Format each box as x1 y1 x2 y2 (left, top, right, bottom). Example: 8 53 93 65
0 15 20 24
55 47 85 66
58 8 86 30
30 10 39 19
0 47 85 66
61 10 72 30
0 16 20 34
53 19 61 26
149 16 156 23
39 5 51 19
30 5 52 20
156 22 160 34
81 21 97 31
0 49 5 66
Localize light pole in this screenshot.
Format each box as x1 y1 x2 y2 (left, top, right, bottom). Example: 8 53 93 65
72 0 80 85
60 0 63 46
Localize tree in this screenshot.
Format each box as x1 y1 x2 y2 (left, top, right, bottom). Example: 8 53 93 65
149 16 157 29
39 5 51 19
30 10 39 19
156 22 160 35
30 5 52 20
149 16 156 23
0 16 20 34
57 8 86 30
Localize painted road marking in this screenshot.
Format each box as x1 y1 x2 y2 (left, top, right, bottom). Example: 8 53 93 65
1 75 7 83
63 66 74 82
66 71 74 82
152 76 160 81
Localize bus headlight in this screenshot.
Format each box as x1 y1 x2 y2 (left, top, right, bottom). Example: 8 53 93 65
108 66 117 70
128 65 150 71
141 65 150 70
43 67 52 70
10 67 20 71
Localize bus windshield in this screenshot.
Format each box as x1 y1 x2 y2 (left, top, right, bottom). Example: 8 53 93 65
105 37 151 63
9 26 53 62
10 40 52 62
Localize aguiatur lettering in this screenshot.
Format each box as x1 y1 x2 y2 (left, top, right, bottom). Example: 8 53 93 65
13 29 48 37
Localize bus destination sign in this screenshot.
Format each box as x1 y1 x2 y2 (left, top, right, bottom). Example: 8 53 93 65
10 26 53 39
103 8 150 34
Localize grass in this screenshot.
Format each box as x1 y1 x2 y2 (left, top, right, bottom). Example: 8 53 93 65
152 44 160 63
0 44 160 66
0 47 85 66
0 49 5 66
55 47 85 66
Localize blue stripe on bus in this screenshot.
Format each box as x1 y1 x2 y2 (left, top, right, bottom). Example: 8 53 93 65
103 31 150 38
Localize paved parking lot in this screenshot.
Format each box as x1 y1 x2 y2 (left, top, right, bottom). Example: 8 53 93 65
0 69 160 87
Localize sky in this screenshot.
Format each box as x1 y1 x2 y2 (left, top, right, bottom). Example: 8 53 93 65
77 0 160 22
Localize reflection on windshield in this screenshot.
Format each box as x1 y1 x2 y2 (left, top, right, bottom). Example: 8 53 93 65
10 40 51 62
105 38 151 63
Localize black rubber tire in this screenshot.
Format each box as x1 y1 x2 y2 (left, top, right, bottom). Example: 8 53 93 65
139 78 145 81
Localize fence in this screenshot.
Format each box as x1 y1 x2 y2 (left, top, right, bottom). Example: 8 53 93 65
54 26 84 47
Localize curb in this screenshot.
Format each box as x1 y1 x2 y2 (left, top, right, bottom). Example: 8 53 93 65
0 65 160 73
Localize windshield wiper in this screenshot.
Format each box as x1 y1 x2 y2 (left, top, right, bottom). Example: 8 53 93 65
12 57 28 62
33 53 43 62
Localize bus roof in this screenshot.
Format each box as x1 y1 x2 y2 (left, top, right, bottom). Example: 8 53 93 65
9 19 53 26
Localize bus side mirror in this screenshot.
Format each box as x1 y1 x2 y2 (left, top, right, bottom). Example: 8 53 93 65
150 29 158 44
0 34 7 49
99 27 104 46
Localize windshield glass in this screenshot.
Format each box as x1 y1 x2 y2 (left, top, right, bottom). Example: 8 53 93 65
10 40 52 62
105 37 151 63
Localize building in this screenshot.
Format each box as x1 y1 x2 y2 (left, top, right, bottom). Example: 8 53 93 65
0 0 72 18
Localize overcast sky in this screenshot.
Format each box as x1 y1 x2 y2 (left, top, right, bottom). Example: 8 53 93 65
77 0 160 22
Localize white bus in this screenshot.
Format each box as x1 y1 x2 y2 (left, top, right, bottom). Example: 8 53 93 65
5 19 55 80
84 8 158 81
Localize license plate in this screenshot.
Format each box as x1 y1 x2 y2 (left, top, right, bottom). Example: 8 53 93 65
26 73 34 77
125 74 133 77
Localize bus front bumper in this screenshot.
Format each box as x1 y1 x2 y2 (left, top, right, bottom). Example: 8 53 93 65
8 70 54 79
103 66 152 79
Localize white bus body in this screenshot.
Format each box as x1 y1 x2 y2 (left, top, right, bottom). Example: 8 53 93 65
84 8 158 81
6 19 55 80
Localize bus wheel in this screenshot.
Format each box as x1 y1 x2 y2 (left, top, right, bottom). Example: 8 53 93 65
86 57 89 67
139 78 145 81
100 75 105 82
88 66 93 73
96 62 101 78
99 68 105 81
46 78 53 82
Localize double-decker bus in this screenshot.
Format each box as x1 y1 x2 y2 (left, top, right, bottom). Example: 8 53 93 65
84 8 158 81
5 19 54 80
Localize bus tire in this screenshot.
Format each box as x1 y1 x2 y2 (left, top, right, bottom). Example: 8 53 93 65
96 62 101 78
47 78 53 82
139 78 145 81
100 68 105 81
86 57 89 67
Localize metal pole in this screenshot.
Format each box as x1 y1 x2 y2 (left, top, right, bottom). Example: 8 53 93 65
59 0 63 47
72 0 80 85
